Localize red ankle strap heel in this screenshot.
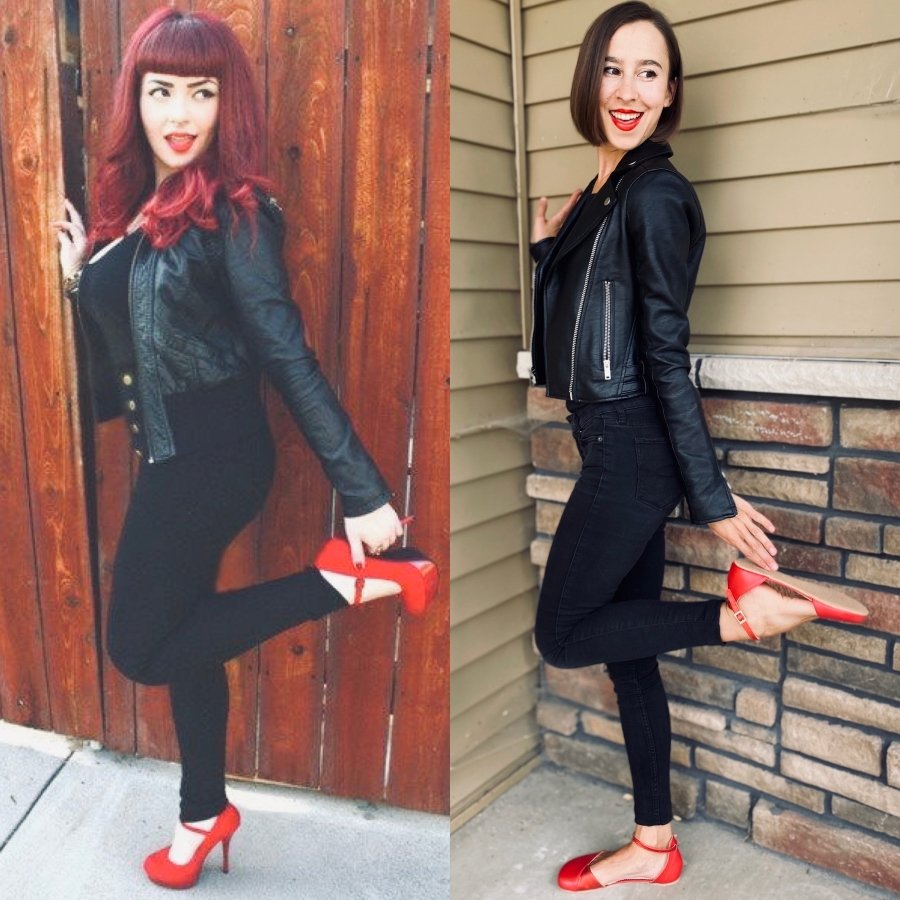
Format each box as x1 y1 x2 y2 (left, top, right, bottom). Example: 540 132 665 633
143 803 240 889
315 538 439 615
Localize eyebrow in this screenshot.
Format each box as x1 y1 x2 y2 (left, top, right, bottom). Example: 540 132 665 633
605 56 663 68
147 77 219 88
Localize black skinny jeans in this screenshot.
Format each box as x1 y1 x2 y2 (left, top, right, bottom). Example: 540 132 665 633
107 426 344 822
534 395 724 826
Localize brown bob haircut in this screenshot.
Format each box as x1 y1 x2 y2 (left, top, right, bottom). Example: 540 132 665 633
570 1 683 147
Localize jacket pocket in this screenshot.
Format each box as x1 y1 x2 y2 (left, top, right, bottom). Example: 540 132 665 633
634 436 683 512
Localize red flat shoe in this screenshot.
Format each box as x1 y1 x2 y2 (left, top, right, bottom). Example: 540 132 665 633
558 834 683 891
314 538 439 615
143 803 240 890
727 559 868 641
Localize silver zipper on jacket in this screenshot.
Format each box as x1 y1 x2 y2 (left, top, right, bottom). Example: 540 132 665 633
602 280 612 381
568 219 607 400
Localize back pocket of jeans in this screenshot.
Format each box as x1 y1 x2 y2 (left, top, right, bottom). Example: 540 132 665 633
634 437 683 511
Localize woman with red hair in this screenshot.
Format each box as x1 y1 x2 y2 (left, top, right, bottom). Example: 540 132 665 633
53 7 436 889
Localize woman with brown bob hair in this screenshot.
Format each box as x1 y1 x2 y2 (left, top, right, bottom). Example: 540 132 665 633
53 7 437 889
529 2 867 890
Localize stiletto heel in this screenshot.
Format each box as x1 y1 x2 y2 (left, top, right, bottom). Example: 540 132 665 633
726 559 868 641
314 538 439 615
143 803 240 889
558 834 683 891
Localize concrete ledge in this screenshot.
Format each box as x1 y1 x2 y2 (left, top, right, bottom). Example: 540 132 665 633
693 356 900 401
517 352 900 400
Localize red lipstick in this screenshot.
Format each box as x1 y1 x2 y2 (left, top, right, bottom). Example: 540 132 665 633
609 109 643 132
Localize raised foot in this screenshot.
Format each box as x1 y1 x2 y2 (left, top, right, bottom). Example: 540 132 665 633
319 570 401 604
721 583 817 642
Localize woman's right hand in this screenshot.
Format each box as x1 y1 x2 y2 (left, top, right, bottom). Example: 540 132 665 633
531 189 581 243
51 198 88 277
343 503 404 568
708 493 779 571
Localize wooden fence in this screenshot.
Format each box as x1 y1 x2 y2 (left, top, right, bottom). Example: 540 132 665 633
0 0 448 814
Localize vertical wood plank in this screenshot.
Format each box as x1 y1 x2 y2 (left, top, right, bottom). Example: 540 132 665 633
93 420 136 753
80 0 138 756
386 0 450 813
255 0 346 788
0 101 52 731
120 0 177 47
319 0 430 801
0 0 103 738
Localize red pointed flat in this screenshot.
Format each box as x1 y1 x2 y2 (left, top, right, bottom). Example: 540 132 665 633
726 559 868 642
314 538 439 615
143 803 240 889
558 834 683 891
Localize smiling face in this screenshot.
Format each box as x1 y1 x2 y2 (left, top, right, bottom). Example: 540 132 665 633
139 72 220 186
597 20 674 153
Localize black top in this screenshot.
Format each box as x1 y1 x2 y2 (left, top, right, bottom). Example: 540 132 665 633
76 228 269 458
556 189 614 413
78 230 142 401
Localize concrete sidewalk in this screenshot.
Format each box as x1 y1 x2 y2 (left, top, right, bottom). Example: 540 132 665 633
452 765 892 899
0 722 449 899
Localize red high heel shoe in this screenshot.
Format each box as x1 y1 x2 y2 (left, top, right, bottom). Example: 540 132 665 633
558 834 683 891
314 539 438 615
727 559 869 641
143 803 240 889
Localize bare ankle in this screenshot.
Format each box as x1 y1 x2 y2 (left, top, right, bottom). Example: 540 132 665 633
633 823 673 849
722 584 817 642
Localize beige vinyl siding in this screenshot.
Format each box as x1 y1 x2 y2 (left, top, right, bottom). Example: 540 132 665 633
522 0 900 358
450 0 541 819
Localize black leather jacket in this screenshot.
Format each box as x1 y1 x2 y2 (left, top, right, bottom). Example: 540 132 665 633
530 141 735 524
74 190 390 517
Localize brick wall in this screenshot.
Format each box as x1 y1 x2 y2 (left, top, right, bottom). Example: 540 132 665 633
528 386 900 893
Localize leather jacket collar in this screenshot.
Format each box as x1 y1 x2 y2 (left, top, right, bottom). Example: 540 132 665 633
548 141 673 269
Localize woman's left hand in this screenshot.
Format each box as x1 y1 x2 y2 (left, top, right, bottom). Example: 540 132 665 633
344 503 404 567
707 493 778 571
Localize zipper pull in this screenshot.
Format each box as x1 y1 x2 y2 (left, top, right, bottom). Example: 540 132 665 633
603 359 611 381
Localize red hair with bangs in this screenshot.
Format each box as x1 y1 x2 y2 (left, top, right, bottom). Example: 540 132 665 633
89 7 273 249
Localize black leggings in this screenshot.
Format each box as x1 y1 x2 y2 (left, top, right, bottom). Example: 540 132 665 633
534 396 724 826
107 427 344 821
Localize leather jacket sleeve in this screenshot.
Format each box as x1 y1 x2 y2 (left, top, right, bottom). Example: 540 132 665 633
217 196 392 517
529 237 554 264
626 172 736 525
